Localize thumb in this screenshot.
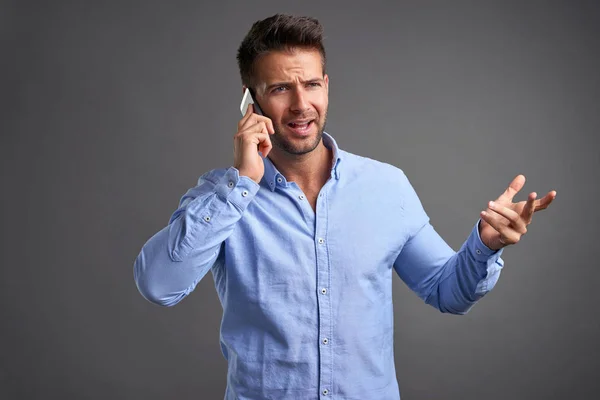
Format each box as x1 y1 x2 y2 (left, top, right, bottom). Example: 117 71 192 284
498 174 526 202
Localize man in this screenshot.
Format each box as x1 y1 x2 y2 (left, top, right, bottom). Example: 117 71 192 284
133 13 556 400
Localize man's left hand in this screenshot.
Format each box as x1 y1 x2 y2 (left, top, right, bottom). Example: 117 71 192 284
479 174 556 251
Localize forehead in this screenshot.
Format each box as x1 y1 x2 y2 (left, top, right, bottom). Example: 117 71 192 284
254 48 323 84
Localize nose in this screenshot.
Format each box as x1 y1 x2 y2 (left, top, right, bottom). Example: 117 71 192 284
290 87 310 114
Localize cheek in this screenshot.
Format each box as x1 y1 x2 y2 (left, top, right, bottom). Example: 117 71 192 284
316 99 328 117
316 91 328 108
267 103 287 122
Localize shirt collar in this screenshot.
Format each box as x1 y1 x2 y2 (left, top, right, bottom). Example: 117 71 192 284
262 131 343 192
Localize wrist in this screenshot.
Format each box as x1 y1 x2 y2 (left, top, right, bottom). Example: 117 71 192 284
236 168 261 184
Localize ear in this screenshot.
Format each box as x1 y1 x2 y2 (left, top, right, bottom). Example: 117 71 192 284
324 74 329 93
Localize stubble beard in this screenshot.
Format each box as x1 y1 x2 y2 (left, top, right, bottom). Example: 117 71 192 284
271 113 328 156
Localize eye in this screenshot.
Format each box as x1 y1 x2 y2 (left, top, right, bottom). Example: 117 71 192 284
272 86 287 93
307 82 321 88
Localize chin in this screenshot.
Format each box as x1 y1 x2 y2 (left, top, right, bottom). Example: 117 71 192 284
273 126 323 155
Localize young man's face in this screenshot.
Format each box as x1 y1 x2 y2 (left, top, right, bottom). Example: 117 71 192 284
250 48 329 156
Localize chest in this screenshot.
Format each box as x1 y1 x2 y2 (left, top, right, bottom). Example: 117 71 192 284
224 185 409 299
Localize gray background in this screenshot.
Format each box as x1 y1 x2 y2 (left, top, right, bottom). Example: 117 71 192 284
2 1 599 399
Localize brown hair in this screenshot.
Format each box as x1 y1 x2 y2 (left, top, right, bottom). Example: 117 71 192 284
236 14 326 89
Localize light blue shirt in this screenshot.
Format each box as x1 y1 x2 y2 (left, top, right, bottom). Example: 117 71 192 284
133 132 504 400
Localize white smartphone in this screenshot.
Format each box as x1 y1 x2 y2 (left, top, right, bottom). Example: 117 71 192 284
240 87 263 116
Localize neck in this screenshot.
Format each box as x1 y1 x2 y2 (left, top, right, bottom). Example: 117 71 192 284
268 140 333 191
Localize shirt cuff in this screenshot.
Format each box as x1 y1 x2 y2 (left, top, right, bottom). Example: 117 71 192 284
214 167 260 211
465 219 503 262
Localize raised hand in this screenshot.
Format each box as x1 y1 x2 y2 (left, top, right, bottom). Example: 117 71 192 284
234 104 275 183
479 174 556 251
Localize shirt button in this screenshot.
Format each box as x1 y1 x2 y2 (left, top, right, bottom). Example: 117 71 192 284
318 238 324 244
204 216 211 222
242 190 248 197
476 249 482 255
321 288 327 295
322 338 328 345
322 389 328 395
277 177 283 183
299 195 305 200
228 181 234 188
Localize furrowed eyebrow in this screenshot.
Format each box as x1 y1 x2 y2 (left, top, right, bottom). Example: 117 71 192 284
265 82 289 91
265 78 324 91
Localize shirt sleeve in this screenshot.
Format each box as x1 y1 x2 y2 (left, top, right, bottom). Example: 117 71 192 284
392 172 504 314
133 167 260 307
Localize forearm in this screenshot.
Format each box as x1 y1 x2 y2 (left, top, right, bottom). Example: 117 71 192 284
425 220 504 314
394 219 504 314
133 217 224 307
133 167 259 306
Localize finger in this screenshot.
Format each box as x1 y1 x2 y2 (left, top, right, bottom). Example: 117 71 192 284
257 133 273 157
239 113 261 131
480 208 509 229
255 121 268 135
238 125 271 149
498 174 526 202
240 113 274 133
260 118 275 135
534 190 557 212
235 129 271 148
239 121 268 137
257 116 274 135
480 210 521 245
265 118 275 135
521 192 537 223
245 131 272 157
488 201 527 234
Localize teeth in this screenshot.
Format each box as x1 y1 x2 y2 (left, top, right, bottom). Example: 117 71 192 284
290 122 309 127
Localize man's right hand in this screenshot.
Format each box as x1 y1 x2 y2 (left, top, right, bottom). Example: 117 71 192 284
234 104 275 184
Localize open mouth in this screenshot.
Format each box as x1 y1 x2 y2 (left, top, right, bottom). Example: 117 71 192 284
287 120 314 135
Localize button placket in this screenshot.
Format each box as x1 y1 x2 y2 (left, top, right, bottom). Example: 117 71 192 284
314 185 332 397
